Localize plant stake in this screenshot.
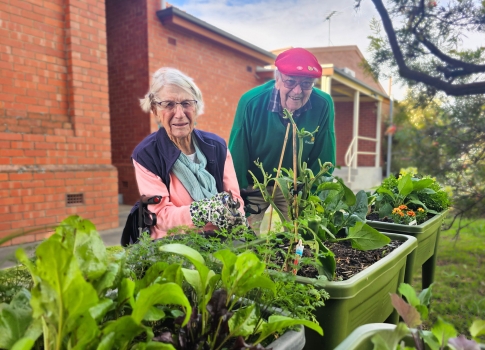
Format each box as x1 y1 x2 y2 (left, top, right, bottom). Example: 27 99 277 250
266 123 291 234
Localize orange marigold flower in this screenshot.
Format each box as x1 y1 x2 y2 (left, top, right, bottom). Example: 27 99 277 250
399 211 404 217
392 208 402 214
418 208 425 212
398 205 408 210
407 210 416 217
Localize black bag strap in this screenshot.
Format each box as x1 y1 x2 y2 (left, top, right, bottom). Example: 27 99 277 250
121 195 162 247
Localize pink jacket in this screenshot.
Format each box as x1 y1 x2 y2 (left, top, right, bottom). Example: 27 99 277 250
133 150 245 239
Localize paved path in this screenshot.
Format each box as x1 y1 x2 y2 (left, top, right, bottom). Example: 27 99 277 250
0 205 132 269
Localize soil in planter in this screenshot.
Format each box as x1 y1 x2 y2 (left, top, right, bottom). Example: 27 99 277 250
270 239 404 281
366 212 394 223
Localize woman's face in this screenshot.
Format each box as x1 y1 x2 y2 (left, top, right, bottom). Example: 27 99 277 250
154 85 197 141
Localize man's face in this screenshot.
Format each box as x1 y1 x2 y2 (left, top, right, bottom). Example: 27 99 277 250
275 73 315 113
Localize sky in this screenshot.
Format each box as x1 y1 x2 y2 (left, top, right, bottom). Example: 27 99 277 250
166 0 405 99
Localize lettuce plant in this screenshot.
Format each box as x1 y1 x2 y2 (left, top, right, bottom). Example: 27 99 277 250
0 216 322 350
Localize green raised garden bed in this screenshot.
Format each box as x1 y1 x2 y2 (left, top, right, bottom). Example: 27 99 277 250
246 232 415 350
297 232 417 349
367 210 447 288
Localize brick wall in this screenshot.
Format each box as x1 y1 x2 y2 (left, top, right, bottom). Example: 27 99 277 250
335 101 382 167
146 3 265 139
308 46 387 95
106 0 150 205
0 0 118 246
108 0 269 205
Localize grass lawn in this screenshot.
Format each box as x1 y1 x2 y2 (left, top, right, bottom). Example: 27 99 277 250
413 218 485 341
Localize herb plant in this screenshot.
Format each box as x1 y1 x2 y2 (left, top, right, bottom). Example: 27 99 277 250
249 109 391 280
156 243 323 349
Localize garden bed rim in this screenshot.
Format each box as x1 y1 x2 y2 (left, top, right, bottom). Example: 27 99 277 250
297 233 416 292
367 209 448 230
267 325 306 350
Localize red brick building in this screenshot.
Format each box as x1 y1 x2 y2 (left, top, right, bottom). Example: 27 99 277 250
0 0 118 245
0 0 389 245
106 2 275 205
0 0 274 245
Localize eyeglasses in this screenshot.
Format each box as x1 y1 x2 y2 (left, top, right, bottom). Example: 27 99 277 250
282 79 315 90
154 100 198 111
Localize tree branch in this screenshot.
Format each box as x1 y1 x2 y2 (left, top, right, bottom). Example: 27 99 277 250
414 30 485 73
371 0 485 96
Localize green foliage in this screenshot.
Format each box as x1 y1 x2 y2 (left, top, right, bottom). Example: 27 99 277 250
0 289 33 349
370 173 451 223
371 283 483 349
0 216 323 350
157 243 322 348
360 0 485 96
0 265 33 305
250 109 391 280
382 84 485 232
124 230 328 324
261 272 328 324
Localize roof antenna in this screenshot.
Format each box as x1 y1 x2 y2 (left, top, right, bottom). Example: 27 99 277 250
324 11 340 46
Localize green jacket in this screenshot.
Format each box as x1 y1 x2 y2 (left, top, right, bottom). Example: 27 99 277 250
229 80 336 189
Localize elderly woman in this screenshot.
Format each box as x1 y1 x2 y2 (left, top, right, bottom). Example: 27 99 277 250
131 67 246 239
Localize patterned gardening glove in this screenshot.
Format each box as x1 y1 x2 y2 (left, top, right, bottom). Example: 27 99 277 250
190 192 248 230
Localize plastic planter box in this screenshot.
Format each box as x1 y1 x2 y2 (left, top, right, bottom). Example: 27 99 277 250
268 325 306 350
334 323 485 350
292 233 417 349
367 210 447 288
238 300 307 350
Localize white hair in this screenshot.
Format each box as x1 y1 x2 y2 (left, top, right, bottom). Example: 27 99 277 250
274 69 281 81
139 67 204 115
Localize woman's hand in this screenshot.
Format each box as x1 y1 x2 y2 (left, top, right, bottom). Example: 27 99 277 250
190 192 248 230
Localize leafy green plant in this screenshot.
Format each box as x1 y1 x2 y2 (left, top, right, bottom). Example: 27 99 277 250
157 243 322 349
1 215 185 349
0 216 323 350
0 264 33 305
125 230 329 325
249 109 391 279
371 173 451 222
371 283 485 350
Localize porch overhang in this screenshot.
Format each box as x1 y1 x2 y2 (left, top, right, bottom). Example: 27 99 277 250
321 64 388 102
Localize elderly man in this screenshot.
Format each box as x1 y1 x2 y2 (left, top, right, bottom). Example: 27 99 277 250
228 47 336 233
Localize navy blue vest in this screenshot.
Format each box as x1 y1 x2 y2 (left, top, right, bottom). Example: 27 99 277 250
122 128 228 246
132 127 227 192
